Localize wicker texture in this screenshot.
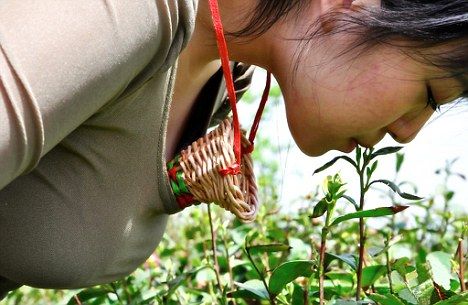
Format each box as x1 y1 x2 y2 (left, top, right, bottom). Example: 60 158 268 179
178 117 259 222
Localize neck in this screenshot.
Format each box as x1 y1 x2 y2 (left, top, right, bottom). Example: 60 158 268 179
166 0 284 160
191 0 275 71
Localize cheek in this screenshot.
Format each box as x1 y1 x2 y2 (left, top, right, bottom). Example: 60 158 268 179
283 89 351 155
282 90 325 155
323 75 422 134
277 51 425 154
283 80 416 155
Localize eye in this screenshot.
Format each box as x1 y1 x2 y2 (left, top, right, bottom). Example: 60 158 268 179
426 86 440 111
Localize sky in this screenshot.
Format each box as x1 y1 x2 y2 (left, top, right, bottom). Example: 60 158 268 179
239 69 468 214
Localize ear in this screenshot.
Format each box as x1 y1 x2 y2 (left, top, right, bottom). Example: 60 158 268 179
319 0 354 14
319 0 380 14
318 0 354 33
348 0 381 10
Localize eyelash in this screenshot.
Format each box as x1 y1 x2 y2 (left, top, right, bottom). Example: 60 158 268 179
426 86 440 111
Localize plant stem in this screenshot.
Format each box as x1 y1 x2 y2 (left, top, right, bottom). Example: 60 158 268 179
318 228 328 305
121 278 132 304
222 228 238 305
208 204 223 292
385 237 394 294
458 238 466 292
73 295 82 305
303 279 310 305
439 199 451 240
356 158 367 301
419 201 432 246
246 249 276 305
110 283 122 303
356 218 366 300
223 230 235 290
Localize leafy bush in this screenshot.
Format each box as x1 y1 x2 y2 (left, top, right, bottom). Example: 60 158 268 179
2 85 467 305
3 141 467 305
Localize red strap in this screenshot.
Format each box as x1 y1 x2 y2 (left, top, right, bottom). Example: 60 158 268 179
208 0 242 175
208 0 271 175
248 72 271 148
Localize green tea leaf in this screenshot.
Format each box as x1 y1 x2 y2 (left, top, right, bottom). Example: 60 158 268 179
291 283 305 305
361 265 387 288
232 280 269 300
366 161 378 179
66 288 109 305
311 199 328 218
330 206 409 227
244 231 260 246
195 268 217 282
247 243 291 255
433 292 468 305
369 293 406 305
444 191 455 202
398 288 418 304
393 257 411 277
412 279 434 305
313 156 357 175
426 252 453 290
139 291 159 305
330 300 359 305
165 267 207 298
366 167 372 180
325 253 358 270
269 260 314 295
326 272 354 285
370 179 422 200
396 153 405 172
406 270 419 288
342 195 358 210
416 262 431 284
391 270 407 293
370 146 403 159
450 278 461 292
367 246 384 257
356 146 362 165
228 289 266 301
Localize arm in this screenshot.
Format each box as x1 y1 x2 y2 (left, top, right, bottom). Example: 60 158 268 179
0 0 176 190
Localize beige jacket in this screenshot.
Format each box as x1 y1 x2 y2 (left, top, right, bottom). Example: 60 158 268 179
0 0 253 289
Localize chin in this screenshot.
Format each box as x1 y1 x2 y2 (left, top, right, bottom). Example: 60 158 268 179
296 143 329 157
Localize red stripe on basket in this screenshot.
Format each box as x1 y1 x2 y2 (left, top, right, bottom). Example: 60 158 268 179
176 194 197 209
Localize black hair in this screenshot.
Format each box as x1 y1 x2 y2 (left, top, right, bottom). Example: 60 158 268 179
232 0 468 98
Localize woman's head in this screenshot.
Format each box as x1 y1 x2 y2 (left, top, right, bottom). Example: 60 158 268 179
233 0 467 79
219 0 468 156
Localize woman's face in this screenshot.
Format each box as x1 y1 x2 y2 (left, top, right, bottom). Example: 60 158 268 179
271 31 465 157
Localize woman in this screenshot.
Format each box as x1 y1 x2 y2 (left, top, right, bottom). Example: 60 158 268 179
0 0 466 296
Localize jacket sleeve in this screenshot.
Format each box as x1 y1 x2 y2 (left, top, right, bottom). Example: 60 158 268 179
0 0 194 190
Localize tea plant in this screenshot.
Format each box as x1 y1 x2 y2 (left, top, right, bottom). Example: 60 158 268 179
4 140 467 305
312 146 423 302
3 81 467 304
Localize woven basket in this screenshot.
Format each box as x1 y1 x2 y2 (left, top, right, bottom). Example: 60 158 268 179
178 117 259 222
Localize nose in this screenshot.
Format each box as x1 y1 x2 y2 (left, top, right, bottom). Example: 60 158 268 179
386 107 434 144
387 131 415 144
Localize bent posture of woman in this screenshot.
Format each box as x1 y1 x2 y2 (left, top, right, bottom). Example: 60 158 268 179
0 0 467 296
